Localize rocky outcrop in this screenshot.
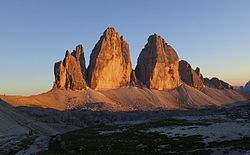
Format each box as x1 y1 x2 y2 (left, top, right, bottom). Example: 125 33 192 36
53 45 87 90
245 80 250 88
204 77 233 89
179 60 204 90
135 34 180 90
195 67 204 80
130 70 137 87
87 27 132 90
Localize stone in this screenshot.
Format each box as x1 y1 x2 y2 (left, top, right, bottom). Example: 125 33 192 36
87 27 132 90
135 34 180 90
179 60 204 90
53 44 87 90
195 67 204 80
130 70 137 87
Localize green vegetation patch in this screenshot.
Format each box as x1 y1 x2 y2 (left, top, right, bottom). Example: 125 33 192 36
40 119 213 155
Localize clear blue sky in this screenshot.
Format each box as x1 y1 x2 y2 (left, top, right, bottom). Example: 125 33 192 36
0 0 250 95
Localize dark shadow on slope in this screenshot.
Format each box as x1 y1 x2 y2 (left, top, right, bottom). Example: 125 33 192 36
7 99 249 128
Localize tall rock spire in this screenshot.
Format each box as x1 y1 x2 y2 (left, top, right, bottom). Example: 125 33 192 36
87 27 132 90
53 44 87 90
135 34 180 90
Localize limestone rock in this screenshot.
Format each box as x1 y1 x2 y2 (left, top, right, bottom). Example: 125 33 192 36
130 70 137 87
204 77 233 89
135 34 180 90
88 27 132 90
195 67 204 80
53 44 87 90
179 60 204 90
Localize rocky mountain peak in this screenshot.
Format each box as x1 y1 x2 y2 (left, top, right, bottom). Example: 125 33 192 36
135 34 180 90
53 44 87 90
179 60 204 90
88 27 132 90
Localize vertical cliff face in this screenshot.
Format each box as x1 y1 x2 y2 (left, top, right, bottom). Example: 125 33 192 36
179 60 204 90
130 70 137 87
87 27 132 90
135 34 180 90
53 44 87 90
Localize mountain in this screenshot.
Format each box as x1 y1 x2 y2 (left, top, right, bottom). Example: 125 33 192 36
236 80 250 96
203 77 233 89
135 34 180 90
246 80 250 88
0 27 248 111
179 60 204 90
53 45 87 90
88 28 132 90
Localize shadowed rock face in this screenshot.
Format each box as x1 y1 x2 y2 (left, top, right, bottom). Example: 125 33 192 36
237 80 250 96
130 70 137 87
135 34 180 90
88 27 132 90
245 80 250 88
53 45 87 90
204 77 233 89
179 60 204 90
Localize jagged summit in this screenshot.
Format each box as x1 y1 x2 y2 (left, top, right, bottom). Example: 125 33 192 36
179 60 204 90
52 27 237 93
135 34 180 90
204 77 233 89
87 27 132 90
53 44 87 90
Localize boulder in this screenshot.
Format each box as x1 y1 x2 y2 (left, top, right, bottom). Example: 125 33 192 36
88 27 132 90
135 34 180 90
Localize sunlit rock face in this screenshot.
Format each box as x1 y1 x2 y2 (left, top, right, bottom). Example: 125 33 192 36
53 44 87 90
87 27 132 90
135 34 180 90
204 77 233 89
179 60 204 90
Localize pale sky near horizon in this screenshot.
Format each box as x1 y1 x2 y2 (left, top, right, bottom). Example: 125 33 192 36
0 0 250 95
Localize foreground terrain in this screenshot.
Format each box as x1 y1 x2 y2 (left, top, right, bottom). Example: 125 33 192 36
40 119 250 155
0 99 250 154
